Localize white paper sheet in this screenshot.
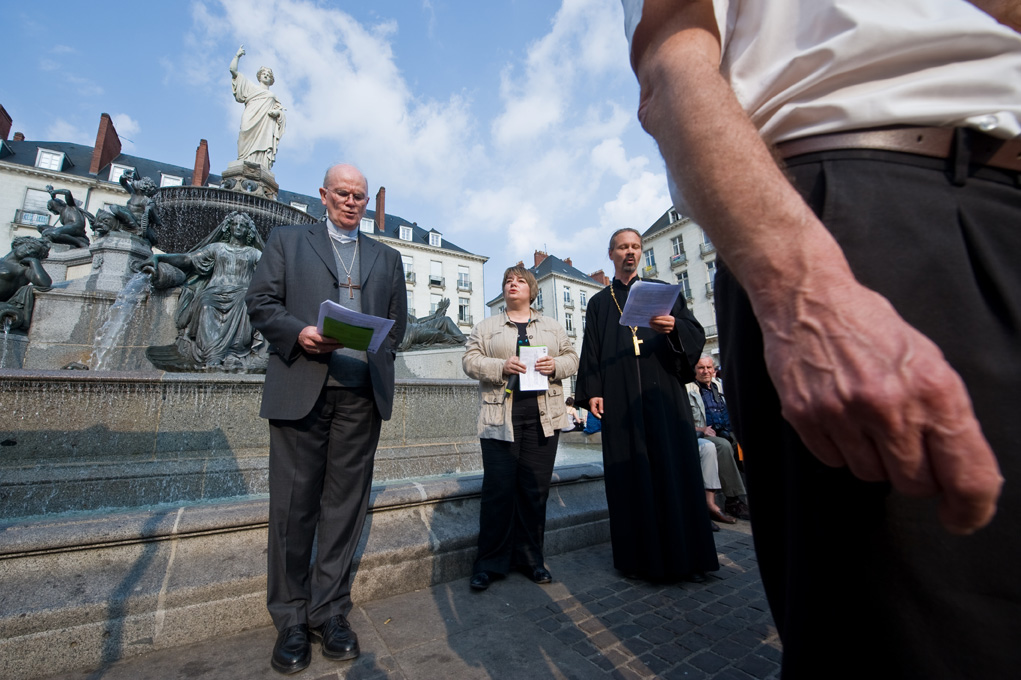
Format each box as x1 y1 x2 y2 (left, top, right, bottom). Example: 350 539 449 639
518 345 549 391
619 281 682 327
316 300 395 354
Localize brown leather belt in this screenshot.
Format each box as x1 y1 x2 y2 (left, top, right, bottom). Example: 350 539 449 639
775 126 1021 172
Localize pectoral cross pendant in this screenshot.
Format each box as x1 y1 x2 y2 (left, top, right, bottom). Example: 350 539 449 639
632 333 643 356
339 275 360 300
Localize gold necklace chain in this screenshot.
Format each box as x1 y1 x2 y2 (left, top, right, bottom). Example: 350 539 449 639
609 280 643 356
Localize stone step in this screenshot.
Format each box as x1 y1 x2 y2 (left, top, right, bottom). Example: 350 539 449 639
0 463 608 679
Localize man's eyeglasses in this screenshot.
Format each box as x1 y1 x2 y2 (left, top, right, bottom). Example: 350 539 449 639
330 189 367 203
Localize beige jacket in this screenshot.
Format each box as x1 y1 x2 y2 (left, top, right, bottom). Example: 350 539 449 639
462 311 579 441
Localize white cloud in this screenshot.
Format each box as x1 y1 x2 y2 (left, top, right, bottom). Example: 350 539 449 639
600 169 670 231
45 119 92 145
111 114 141 152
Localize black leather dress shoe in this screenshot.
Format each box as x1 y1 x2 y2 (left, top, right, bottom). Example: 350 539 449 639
312 614 360 661
686 571 707 583
527 566 553 584
470 571 491 590
271 624 311 675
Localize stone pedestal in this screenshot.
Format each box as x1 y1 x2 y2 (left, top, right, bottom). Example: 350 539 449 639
395 346 468 380
61 232 153 294
219 160 279 201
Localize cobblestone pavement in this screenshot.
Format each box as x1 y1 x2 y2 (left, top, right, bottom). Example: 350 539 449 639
43 526 781 680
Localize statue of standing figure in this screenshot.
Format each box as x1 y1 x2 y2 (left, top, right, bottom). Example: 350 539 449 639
0 236 52 332
142 211 268 372
230 44 286 171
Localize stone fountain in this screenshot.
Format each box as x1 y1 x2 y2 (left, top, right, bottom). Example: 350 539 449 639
0 179 607 678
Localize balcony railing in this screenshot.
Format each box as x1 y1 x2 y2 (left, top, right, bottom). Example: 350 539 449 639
408 308 416 318
704 324 718 338
681 288 693 301
643 265 658 278
15 209 49 227
670 252 687 268
405 271 416 284
700 242 716 257
706 281 715 297
459 315 473 326
567 327 576 337
563 298 574 309
428 275 445 288
457 280 472 292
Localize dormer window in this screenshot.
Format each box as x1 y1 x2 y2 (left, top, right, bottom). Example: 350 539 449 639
160 173 183 187
359 218 374 233
399 226 413 241
109 164 135 183
290 202 308 213
35 149 65 171
429 232 442 247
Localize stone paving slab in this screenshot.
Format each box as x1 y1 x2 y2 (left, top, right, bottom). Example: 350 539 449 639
37 526 780 680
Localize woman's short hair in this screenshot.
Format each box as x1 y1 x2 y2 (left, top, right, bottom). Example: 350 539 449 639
502 265 539 303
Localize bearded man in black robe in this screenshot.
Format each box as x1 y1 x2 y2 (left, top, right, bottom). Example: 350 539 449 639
576 227 718 582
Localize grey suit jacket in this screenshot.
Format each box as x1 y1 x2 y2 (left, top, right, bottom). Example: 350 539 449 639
245 222 407 421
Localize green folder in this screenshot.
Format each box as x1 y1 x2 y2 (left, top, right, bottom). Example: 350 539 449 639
322 317 374 351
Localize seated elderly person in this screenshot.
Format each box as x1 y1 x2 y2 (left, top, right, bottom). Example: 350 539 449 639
687 355 750 520
697 438 732 531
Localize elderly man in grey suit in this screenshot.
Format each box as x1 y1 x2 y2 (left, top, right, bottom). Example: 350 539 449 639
246 163 406 674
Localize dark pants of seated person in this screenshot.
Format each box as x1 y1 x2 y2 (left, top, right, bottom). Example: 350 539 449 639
474 415 559 576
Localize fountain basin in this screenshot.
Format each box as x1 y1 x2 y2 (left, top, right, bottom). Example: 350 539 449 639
0 372 483 519
153 186 317 254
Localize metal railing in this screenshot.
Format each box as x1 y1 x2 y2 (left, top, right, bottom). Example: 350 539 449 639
670 252 687 268
700 242 716 256
457 280 472 292
405 271 416 284
704 324 718 338
705 281 715 296
428 275 445 288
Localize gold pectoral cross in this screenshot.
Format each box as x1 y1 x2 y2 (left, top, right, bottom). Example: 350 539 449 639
339 276 361 300
632 333 643 356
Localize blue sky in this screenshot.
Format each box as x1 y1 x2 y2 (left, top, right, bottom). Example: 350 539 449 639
1 0 673 303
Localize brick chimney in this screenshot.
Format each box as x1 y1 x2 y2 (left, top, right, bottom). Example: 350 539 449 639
0 105 12 141
89 113 122 175
192 139 210 186
534 250 548 267
589 269 610 286
564 257 572 267
374 187 386 233
13 132 24 142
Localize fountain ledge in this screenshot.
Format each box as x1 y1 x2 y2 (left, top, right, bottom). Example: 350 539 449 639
0 464 609 679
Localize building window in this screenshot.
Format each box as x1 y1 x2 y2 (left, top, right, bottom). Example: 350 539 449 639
159 173 183 187
671 236 684 256
399 225 413 241
429 232 442 247
430 293 442 314
17 188 51 226
581 314 586 332
536 289 543 309
668 208 680 223
563 286 571 304
643 249 656 268
706 259 717 284
429 261 444 287
35 149 65 171
457 266 471 291
406 290 415 317
676 270 692 299
458 297 471 324
290 202 308 213
580 290 587 309
564 312 574 333
109 164 134 184
359 217 374 233
700 230 716 256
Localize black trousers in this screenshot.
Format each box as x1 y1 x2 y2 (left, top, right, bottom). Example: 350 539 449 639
474 416 559 575
266 385 380 630
718 145 1021 679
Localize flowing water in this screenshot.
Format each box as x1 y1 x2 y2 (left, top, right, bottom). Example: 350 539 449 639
1 317 11 368
89 272 152 370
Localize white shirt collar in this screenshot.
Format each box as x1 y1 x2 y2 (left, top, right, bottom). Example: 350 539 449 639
326 218 358 243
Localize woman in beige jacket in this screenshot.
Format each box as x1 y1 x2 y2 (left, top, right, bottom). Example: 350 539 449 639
462 266 579 590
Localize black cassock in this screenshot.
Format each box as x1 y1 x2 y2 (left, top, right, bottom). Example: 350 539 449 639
575 277 719 580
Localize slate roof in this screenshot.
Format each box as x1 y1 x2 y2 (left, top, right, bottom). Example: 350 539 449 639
486 253 602 306
642 207 694 239
1 138 478 257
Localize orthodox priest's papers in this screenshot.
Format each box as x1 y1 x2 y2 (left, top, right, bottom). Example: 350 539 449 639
619 281 682 327
518 345 550 391
316 300 395 353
